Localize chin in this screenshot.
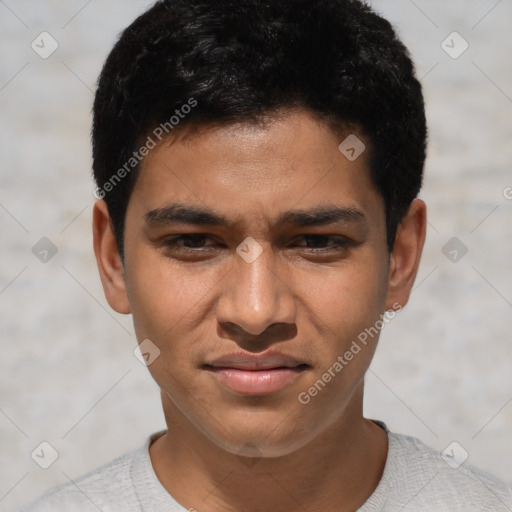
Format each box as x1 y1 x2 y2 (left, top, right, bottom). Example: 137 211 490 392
202 413 321 459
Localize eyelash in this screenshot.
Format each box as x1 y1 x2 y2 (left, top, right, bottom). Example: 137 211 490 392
161 234 351 253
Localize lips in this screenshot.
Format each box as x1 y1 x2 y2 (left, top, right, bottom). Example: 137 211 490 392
203 351 309 395
205 351 308 370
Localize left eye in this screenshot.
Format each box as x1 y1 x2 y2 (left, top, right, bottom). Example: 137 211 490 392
292 235 350 250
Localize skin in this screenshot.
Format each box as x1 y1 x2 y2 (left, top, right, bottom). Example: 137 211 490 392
93 109 426 512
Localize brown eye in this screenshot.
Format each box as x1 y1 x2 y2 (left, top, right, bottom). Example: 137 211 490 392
166 234 211 248
293 235 350 250
162 234 221 252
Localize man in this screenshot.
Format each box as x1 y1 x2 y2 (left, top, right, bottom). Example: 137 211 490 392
26 0 512 510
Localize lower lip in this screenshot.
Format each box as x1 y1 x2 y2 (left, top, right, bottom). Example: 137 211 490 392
206 366 307 395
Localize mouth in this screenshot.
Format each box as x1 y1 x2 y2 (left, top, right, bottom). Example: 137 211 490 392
203 361 310 395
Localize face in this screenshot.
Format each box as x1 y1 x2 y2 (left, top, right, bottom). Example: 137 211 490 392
94 109 425 457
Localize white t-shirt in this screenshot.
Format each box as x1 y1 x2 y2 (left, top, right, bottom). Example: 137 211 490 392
24 423 512 511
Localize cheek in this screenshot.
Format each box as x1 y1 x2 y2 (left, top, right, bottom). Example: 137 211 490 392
293 256 388 339
291 259 388 413
124 257 211 399
125 247 224 351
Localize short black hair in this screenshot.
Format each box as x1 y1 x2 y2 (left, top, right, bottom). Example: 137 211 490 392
92 0 427 258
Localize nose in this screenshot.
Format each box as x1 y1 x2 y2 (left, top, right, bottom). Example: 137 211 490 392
215 241 297 336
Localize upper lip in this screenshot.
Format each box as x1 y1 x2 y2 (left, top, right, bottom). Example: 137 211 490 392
205 351 308 371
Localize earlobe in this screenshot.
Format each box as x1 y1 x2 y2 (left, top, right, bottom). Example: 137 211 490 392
385 199 427 310
92 200 131 314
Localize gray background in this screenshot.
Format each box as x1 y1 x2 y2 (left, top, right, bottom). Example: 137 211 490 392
1 0 511 509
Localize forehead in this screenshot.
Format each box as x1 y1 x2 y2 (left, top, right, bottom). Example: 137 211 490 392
130 110 383 230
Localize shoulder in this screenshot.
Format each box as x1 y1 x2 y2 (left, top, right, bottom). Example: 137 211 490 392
22 449 140 512
384 431 512 510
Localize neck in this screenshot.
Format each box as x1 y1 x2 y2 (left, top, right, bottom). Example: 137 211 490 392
149 387 388 512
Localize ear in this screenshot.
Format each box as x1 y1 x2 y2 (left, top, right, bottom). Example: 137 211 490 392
385 199 427 310
92 199 131 314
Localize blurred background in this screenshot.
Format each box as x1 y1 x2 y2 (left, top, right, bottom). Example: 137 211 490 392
1 0 511 509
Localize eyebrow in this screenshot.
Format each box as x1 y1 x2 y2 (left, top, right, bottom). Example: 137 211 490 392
145 203 367 230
